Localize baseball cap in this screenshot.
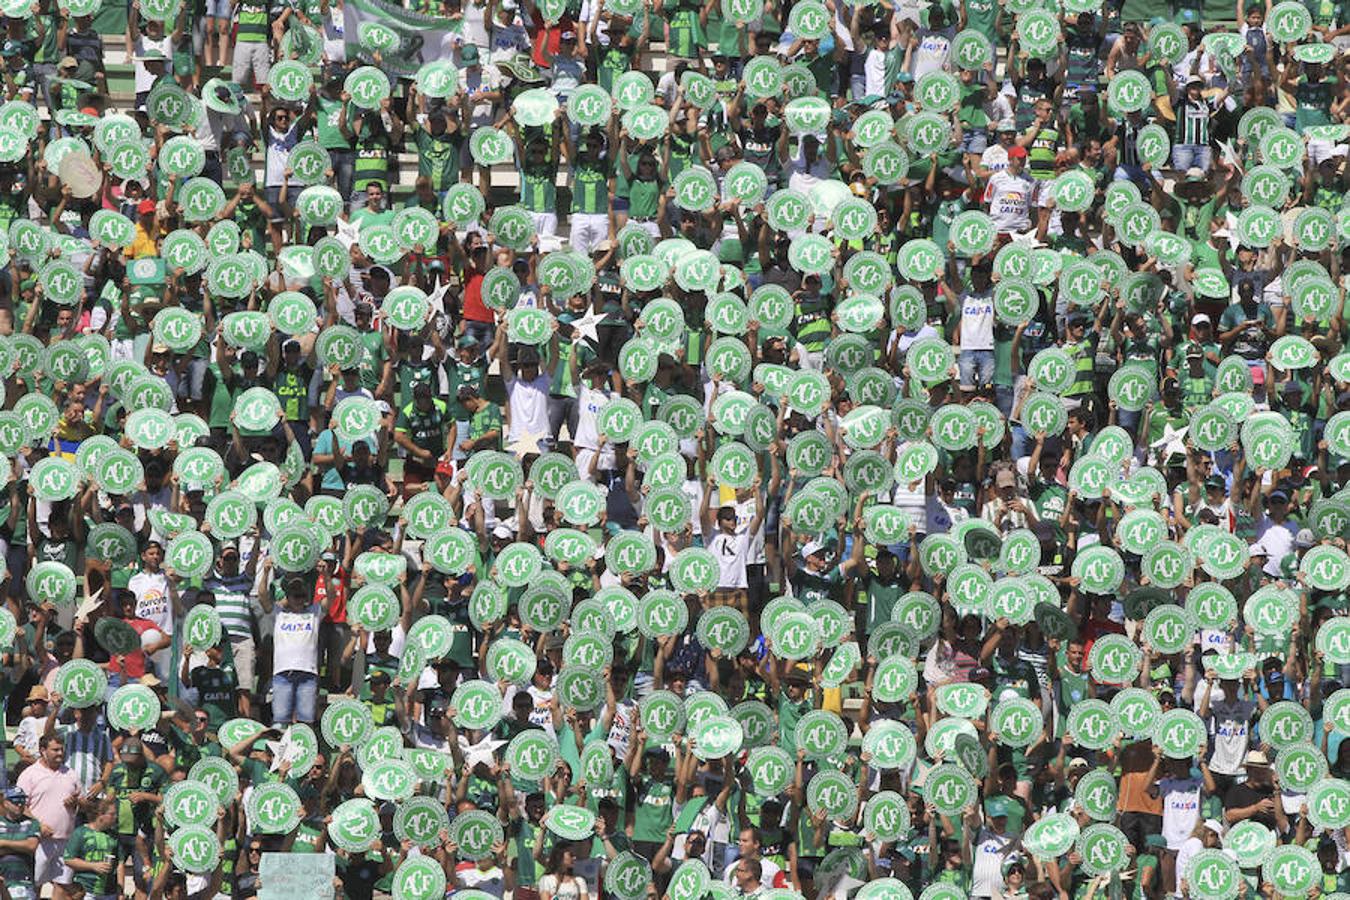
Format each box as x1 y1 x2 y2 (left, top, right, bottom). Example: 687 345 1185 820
1007 146 1028 159
1269 489 1290 503
1204 475 1226 491
1296 528 1317 548
1244 750 1270 766
461 45 480 64
996 117 1016 132
137 199 156 215
3 787 27 804
801 540 825 558
984 796 1012 818
492 523 513 540
1192 313 1211 325
119 738 145 757
1185 167 1207 182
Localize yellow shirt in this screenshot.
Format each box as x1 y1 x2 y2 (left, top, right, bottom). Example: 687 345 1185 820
129 223 158 259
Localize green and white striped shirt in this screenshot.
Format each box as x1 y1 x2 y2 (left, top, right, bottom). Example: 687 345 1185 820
205 573 257 641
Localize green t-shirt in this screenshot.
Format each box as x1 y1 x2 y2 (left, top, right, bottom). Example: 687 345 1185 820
357 329 387 391
65 825 118 894
863 575 905 634
315 95 353 151
467 403 503 451
0 814 39 888
632 775 674 842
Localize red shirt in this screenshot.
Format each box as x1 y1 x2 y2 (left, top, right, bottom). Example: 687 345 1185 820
527 6 574 69
462 270 492 324
104 616 157 680
316 570 349 624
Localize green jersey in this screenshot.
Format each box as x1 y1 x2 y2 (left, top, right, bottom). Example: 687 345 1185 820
106 762 167 835
65 825 118 895
0 814 38 891
632 776 674 842
236 0 270 42
413 128 463 192
520 161 558 213
571 159 611 214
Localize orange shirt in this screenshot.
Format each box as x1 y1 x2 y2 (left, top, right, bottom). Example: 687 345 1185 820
1117 766 1163 815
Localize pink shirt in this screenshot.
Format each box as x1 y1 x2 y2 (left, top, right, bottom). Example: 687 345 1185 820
17 761 80 839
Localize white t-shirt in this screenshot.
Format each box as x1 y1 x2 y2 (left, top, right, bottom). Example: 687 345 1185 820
1255 515 1294 577
959 289 995 351
132 35 173 94
910 28 953 80
733 497 766 566
1160 777 1202 849
980 144 1010 175
1175 835 1204 890
863 48 886 97
272 602 323 674
708 530 751 590
537 873 588 900
573 385 609 451
785 149 832 194
983 170 1034 233
505 373 552 444
722 857 783 887
129 570 171 631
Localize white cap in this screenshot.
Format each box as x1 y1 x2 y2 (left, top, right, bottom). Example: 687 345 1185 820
491 523 513 540
1203 819 1224 836
801 540 825 558
1192 313 1211 325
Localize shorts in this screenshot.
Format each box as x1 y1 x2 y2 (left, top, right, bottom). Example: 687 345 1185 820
206 0 231 17
263 186 292 224
960 129 989 155
35 837 72 886
231 635 256 693
711 588 748 610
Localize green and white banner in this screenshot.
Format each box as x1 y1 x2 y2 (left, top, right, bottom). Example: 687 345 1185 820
344 0 459 79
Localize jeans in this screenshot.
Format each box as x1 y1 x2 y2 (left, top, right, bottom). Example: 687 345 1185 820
329 149 356 207
1113 164 1154 194
958 349 995 391
272 670 318 723
1171 144 1212 171
547 395 578 447
463 319 495 348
